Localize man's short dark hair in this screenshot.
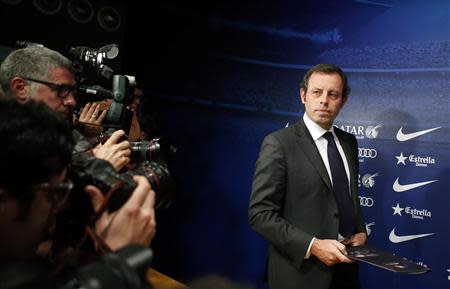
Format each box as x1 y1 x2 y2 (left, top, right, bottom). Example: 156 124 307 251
300 64 351 98
0 100 73 207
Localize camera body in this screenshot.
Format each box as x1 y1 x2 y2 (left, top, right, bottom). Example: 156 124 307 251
69 44 137 134
55 145 174 246
95 128 175 210
102 74 136 134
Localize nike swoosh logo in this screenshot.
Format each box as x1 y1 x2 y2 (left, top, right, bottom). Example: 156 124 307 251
389 228 434 243
393 178 437 192
396 126 440 142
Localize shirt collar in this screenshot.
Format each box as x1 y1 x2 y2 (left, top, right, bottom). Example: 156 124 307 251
303 113 335 141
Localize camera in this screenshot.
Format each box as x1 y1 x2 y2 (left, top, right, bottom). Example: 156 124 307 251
68 44 138 134
130 138 170 164
92 128 176 211
60 245 153 289
73 153 174 211
54 44 175 247
102 74 137 134
98 128 173 164
0 245 153 289
54 150 175 246
69 44 119 81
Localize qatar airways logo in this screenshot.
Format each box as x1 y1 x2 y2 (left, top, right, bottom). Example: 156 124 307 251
392 203 432 220
396 152 436 167
365 222 375 235
336 124 382 139
358 173 379 188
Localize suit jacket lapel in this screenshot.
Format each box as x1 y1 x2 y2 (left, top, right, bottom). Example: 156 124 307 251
294 120 333 191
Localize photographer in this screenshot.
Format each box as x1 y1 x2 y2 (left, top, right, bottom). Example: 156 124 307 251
0 100 73 288
0 46 130 172
0 45 159 245
0 100 73 266
0 100 156 288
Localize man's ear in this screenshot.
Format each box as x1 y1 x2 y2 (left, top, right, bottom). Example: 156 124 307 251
300 88 306 104
10 77 30 103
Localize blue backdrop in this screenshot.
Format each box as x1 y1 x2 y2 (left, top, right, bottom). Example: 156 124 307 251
148 1 450 289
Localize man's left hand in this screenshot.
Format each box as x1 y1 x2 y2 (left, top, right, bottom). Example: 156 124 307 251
78 102 107 125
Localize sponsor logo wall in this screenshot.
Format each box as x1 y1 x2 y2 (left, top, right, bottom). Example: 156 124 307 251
231 3 450 288
336 119 449 288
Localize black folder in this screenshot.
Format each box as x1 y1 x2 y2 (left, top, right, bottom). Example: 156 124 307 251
346 245 431 274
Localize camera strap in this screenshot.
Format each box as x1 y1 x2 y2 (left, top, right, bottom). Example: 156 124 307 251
85 226 112 255
84 180 126 255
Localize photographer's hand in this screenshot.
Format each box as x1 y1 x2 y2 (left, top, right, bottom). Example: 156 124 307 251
85 176 157 251
92 129 131 171
79 102 107 125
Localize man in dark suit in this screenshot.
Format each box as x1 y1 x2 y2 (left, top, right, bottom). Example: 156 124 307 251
249 64 367 289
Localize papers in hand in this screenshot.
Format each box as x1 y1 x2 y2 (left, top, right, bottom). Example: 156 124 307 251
346 245 431 274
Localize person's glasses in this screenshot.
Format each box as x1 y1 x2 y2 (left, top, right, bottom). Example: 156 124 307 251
22 77 77 98
34 179 74 208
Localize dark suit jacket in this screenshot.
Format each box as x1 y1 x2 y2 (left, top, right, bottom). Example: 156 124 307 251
248 119 366 289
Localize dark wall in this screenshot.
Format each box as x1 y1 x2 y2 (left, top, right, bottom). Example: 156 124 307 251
0 0 127 54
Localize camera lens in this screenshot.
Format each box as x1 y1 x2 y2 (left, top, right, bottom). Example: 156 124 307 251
130 137 169 164
129 161 175 209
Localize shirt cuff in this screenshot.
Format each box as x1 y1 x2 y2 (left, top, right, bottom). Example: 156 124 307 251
305 237 316 259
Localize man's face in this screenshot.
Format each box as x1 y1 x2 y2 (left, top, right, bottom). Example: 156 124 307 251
28 67 77 118
300 72 347 130
0 169 68 262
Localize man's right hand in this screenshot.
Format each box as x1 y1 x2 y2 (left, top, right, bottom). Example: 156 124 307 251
85 176 156 251
92 129 131 171
310 238 352 266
